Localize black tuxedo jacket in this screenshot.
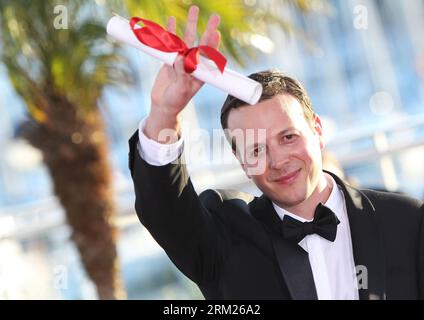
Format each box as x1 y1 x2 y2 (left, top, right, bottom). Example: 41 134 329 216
128 131 424 300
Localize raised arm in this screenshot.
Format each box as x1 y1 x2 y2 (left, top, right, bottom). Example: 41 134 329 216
129 6 229 285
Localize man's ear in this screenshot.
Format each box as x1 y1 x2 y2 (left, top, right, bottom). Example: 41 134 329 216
313 114 325 150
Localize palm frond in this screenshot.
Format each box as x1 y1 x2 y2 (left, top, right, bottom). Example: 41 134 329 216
0 0 133 117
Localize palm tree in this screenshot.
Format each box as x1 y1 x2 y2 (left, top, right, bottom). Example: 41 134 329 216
0 0 131 299
0 0 327 299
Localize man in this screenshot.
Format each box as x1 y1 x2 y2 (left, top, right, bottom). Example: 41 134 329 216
128 6 424 299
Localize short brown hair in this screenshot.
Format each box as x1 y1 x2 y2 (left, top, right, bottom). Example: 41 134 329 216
220 70 315 133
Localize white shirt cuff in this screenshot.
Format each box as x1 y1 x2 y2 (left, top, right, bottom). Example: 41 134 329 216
136 116 184 166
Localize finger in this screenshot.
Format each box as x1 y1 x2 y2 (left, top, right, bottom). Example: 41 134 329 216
174 55 204 93
184 5 199 47
199 14 220 47
162 63 175 77
208 30 221 49
173 55 191 79
166 16 176 34
175 56 204 95
164 16 176 73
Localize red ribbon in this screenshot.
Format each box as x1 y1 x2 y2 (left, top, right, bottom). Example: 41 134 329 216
130 17 227 74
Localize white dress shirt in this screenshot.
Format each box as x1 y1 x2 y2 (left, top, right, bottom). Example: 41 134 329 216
272 178 359 300
136 117 184 166
137 117 359 300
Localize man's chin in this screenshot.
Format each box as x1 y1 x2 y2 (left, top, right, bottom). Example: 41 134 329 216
273 196 306 210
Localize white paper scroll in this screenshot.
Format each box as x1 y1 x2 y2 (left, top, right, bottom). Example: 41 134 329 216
106 15 263 105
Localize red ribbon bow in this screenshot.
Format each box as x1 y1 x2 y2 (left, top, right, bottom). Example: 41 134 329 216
130 17 227 74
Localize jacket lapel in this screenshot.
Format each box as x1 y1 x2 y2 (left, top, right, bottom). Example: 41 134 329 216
327 171 386 300
251 195 318 300
251 171 386 300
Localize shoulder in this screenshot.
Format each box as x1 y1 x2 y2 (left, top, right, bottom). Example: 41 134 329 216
360 188 422 208
360 188 423 220
199 189 256 212
199 188 256 205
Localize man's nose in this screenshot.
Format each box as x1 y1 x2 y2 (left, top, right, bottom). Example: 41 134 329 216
269 146 289 170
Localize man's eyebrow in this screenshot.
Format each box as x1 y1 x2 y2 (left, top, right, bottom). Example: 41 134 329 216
245 127 296 151
277 128 296 136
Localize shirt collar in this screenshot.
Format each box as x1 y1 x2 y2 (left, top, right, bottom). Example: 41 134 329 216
272 175 344 223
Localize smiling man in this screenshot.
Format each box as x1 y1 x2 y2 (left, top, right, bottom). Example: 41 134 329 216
222 84 328 221
128 6 424 300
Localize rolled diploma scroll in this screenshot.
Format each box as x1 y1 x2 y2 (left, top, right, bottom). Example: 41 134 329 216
106 15 262 105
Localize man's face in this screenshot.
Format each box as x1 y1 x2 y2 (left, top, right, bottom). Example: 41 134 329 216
227 94 325 210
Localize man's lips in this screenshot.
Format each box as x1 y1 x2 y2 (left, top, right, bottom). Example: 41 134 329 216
273 169 301 185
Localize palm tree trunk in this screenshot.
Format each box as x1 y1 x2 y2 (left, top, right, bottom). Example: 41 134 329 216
20 94 126 299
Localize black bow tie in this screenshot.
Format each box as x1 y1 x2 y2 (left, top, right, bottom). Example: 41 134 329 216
280 203 340 243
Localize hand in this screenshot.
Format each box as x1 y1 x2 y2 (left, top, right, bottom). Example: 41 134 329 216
150 5 221 117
